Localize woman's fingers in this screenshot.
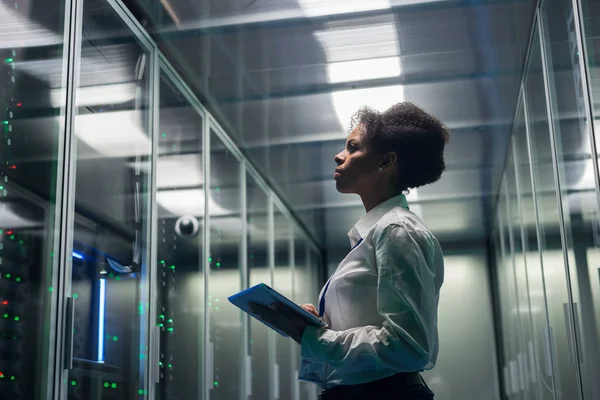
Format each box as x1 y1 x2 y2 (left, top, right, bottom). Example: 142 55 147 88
301 303 319 317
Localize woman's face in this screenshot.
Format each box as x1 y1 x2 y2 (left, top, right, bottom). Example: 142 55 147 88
333 125 383 194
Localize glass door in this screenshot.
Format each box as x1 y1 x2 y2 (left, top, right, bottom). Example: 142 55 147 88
61 1 154 398
154 61 205 399
0 0 69 398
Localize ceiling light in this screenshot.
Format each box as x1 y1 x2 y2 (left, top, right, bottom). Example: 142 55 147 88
74 110 151 158
157 154 203 189
326 56 401 84
157 189 229 217
51 83 137 107
331 85 405 131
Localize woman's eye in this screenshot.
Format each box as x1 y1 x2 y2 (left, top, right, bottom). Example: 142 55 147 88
347 143 356 151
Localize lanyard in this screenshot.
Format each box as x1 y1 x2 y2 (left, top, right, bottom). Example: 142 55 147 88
318 238 363 317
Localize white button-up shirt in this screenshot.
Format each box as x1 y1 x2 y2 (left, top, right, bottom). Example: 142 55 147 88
300 194 444 389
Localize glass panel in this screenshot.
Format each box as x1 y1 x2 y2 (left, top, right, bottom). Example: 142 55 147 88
514 97 555 399
208 129 243 399
542 1 600 397
292 230 311 400
0 0 67 398
67 2 152 397
155 68 204 399
525 29 581 400
247 173 271 400
273 208 292 400
507 142 536 399
501 168 523 399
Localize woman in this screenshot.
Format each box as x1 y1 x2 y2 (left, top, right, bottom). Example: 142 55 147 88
251 102 449 399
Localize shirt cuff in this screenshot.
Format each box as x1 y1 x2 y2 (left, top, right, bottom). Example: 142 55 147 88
300 325 336 363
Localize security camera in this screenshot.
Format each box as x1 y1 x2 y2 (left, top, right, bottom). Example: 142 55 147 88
175 215 199 238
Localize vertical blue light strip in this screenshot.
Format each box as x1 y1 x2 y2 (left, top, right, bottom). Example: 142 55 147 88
98 278 106 362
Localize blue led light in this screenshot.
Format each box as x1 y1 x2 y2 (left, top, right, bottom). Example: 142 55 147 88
72 251 84 260
98 279 106 362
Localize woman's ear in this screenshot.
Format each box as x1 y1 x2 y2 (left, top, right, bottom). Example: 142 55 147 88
380 151 397 171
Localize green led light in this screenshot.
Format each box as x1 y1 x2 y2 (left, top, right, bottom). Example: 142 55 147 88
104 382 109 388
5 58 13 62
10 376 15 381
158 323 164 327
5 274 10 278
214 381 219 387
3 314 8 318
113 336 118 341
14 316 19 321
159 361 163 366
48 287 53 292
168 364 173 369
2 121 8 125
208 257 212 262
0 186 3 189
215 306 219 311
169 265 175 270
216 262 221 267
215 298 219 302
159 314 164 319
18 240 23 245
70 380 76 386
140 353 145 359
115 276 120 281
9 235 14 240
160 260 165 264
111 383 117 389
73 293 78 299
216 187 220 192
167 319 173 323
109 273 114 278
249 340 254 344
138 389 144 394
167 327 173 332
162 133 166 138
15 277 21 282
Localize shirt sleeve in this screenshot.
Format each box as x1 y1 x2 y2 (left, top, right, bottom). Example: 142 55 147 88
300 222 439 373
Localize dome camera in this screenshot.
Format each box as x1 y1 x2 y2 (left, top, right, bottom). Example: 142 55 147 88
175 215 199 238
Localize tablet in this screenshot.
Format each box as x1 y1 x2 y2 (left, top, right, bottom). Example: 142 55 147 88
228 283 327 337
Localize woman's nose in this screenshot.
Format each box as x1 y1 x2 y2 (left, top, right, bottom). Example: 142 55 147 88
334 152 344 165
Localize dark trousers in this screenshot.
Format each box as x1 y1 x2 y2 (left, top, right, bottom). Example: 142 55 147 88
318 373 434 400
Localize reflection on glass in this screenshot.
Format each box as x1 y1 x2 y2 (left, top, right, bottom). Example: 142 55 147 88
526 31 580 400
514 100 555 399
274 208 292 400
208 129 243 399
0 0 66 398
247 174 271 400
67 2 151 398
506 145 537 399
543 1 600 397
498 177 524 398
155 68 205 399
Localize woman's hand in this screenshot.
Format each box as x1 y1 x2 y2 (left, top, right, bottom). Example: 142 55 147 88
248 302 309 344
301 304 319 318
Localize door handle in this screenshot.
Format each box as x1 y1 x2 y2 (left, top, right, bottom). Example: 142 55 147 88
563 303 576 364
64 297 75 370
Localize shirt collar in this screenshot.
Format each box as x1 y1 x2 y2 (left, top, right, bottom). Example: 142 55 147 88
348 194 409 246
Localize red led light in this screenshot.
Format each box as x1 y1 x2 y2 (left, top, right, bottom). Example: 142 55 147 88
16 103 22 107
1 301 7 305
6 231 12 235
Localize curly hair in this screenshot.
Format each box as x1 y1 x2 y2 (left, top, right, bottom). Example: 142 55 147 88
350 102 449 191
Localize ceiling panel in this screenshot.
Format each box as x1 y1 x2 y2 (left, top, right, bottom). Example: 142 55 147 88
127 0 537 249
